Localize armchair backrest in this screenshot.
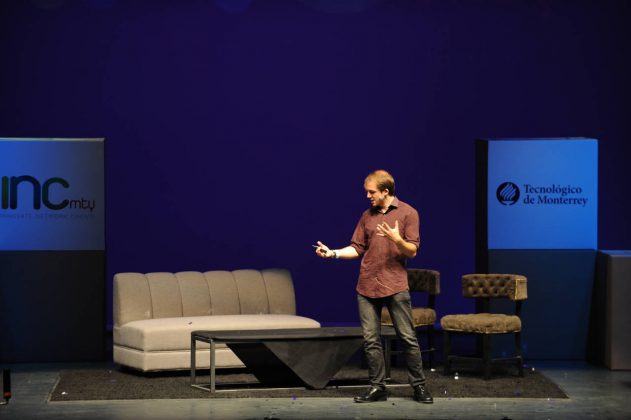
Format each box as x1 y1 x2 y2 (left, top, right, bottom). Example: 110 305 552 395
461 274 528 301
461 274 527 317
408 269 440 295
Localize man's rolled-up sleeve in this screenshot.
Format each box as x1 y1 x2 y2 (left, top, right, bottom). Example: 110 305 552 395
350 215 367 256
404 210 420 249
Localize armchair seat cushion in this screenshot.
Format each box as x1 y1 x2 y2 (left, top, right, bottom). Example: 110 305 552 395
441 313 521 334
381 307 436 327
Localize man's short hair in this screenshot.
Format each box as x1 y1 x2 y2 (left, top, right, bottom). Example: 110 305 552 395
366 170 395 196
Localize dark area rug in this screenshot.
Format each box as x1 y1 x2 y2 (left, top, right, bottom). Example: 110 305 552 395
49 363 567 402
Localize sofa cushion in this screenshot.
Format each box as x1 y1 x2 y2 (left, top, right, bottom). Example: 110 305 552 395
177 271 212 317
262 268 296 314
147 273 184 319
114 314 321 352
205 270 241 315
233 269 269 314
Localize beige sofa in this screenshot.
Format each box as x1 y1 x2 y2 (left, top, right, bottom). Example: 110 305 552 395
113 268 320 372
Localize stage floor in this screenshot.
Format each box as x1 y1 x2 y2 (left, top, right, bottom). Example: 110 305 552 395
2 360 630 419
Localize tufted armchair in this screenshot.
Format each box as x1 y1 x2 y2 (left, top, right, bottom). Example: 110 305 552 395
441 274 527 379
381 269 440 376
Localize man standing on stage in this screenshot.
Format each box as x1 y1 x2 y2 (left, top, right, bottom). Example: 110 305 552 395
315 169 433 404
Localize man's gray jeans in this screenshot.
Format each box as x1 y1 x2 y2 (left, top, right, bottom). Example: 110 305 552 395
357 291 426 388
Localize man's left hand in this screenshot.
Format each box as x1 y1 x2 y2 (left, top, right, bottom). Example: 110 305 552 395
376 220 403 244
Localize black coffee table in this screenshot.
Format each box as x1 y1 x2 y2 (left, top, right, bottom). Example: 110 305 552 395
190 326 398 392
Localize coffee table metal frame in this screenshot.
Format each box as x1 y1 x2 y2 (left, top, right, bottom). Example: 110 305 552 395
190 328 403 393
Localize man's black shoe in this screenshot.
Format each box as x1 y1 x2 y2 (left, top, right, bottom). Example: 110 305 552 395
413 385 433 404
354 386 388 403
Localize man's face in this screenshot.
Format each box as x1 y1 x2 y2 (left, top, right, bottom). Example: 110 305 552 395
365 180 388 208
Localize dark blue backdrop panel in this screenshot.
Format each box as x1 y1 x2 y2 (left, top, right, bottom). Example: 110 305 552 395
0 251 105 363
1 1 631 332
488 250 596 360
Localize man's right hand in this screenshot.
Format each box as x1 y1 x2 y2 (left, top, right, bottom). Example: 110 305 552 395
315 241 333 258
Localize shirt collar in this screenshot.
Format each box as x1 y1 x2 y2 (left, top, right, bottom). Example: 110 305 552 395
371 196 400 214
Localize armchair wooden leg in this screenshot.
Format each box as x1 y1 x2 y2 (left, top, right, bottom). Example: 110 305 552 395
516 332 524 377
443 330 451 375
483 335 491 380
427 325 435 370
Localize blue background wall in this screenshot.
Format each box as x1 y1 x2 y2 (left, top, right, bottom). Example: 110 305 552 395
1 0 630 331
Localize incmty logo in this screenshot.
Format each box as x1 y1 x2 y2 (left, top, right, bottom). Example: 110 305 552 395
496 182 520 205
